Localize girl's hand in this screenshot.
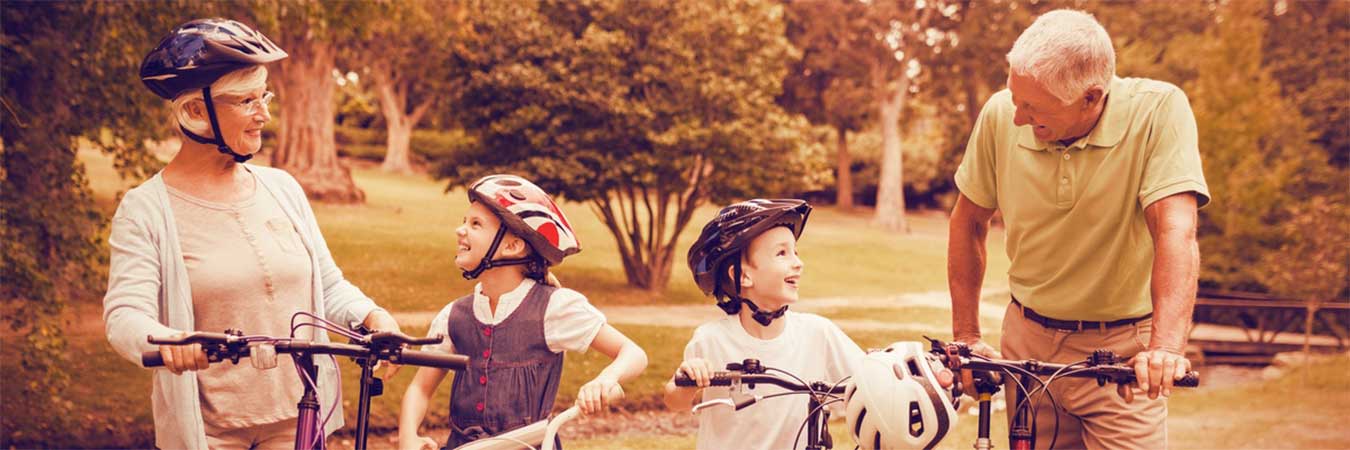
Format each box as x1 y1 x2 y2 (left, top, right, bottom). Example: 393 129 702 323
576 376 624 415
676 358 714 388
398 435 438 450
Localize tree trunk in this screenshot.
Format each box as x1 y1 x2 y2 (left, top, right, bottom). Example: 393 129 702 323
874 80 910 232
373 70 429 175
271 39 364 203
835 125 854 209
382 114 415 175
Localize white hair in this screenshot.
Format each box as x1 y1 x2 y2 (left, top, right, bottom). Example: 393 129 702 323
1005 9 1115 105
171 66 268 135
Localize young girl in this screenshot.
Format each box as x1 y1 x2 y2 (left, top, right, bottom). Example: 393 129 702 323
398 175 647 450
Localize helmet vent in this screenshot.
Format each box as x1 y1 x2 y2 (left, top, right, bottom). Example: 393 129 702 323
909 402 924 436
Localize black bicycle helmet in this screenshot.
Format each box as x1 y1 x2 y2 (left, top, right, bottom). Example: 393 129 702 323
687 199 812 319
140 18 287 162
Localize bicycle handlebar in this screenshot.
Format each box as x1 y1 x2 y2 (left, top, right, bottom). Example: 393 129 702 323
955 357 1199 387
673 372 848 394
141 331 468 370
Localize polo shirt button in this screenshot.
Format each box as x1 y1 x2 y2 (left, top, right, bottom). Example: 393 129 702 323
475 402 484 412
1061 177 1069 184
479 375 487 385
482 349 491 358
1063 153 1071 160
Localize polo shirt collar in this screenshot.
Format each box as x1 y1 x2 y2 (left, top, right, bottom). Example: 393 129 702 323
1018 77 1128 152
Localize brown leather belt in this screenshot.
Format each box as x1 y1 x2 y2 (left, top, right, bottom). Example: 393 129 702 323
1012 297 1151 332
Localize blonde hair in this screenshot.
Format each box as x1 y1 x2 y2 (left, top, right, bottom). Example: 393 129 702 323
1005 9 1115 105
171 65 268 135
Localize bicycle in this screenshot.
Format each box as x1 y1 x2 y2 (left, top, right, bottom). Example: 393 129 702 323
673 358 850 450
140 312 468 450
922 336 1200 450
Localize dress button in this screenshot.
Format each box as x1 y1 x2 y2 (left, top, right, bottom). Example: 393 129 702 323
482 349 491 359
483 327 492 337
479 375 487 385
475 402 484 412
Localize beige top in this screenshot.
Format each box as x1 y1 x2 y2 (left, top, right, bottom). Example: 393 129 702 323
168 176 313 429
955 77 1210 321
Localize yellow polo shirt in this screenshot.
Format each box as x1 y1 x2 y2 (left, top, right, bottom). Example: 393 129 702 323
955 77 1210 321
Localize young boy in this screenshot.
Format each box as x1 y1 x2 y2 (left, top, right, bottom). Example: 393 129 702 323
399 175 648 450
664 199 864 450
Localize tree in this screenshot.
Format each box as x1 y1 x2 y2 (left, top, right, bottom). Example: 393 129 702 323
1 1 192 440
857 0 963 232
436 0 828 291
1262 0 1350 167
253 1 371 203
780 0 873 208
346 1 472 174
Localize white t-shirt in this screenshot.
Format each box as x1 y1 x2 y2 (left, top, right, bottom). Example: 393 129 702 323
423 278 607 354
684 311 864 450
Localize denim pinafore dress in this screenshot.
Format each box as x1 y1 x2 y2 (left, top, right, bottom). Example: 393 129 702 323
443 282 565 449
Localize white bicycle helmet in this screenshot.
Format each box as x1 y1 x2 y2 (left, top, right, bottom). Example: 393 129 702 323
845 341 958 450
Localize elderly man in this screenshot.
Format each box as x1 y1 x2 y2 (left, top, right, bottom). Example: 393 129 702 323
948 9 1209 449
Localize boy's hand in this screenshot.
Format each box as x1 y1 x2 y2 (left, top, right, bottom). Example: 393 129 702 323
577 376 624 415
398 435 438 450
676 358 715 388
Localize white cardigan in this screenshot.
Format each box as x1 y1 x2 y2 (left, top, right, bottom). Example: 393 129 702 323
103 165 384 449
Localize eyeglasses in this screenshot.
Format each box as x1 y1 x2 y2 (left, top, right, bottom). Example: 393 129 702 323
220 91 275 114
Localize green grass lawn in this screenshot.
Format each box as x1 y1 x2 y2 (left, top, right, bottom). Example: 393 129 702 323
76 149 1011 314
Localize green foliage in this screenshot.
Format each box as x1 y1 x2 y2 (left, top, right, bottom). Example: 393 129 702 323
1162 1 1331 292
1 0 193 433
1263 0 1350 167
436 0 828 290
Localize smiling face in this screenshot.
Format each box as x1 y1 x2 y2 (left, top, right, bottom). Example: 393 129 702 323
1007 71 1104 143
213 88 271 155
736 226 804 309
454 201 527 272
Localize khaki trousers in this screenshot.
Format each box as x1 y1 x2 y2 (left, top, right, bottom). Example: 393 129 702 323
1000 302 1167 450
204 417 300 450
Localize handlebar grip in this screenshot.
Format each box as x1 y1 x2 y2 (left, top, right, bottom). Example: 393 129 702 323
674 371 735 387
142 351 164 367
1175 371 1200 388
395 350 468 370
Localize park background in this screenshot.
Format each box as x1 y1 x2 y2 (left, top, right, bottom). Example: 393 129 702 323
2 0 1347 448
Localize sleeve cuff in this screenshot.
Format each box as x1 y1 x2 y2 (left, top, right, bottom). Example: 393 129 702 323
1141 178 1211 209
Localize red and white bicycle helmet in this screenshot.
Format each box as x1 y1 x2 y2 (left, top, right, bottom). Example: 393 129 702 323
463 175 580 279
845 341 958 450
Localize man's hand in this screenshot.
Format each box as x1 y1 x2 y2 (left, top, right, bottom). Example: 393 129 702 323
1129 348 1191 400
955 337 1002 359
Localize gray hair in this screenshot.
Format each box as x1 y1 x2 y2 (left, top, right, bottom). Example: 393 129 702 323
1005 9 1115 105
171 66 268 135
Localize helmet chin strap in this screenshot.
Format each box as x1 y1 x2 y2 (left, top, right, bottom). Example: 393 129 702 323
461 225 535 280
740 298 788 327
181 86 252 163
730 260 788 326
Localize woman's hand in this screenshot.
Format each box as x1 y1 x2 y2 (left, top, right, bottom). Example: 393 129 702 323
158 332 209 375
576 376 625 415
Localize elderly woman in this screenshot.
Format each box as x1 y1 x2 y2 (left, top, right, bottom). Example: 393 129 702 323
103 18 402 449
